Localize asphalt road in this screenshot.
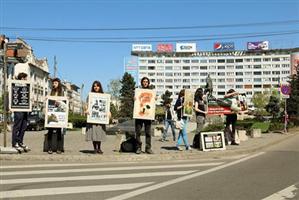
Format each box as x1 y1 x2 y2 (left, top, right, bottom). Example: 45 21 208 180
1 134 298 200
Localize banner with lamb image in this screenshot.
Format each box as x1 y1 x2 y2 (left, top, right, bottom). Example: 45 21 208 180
133 88 156 120
45 96 69 128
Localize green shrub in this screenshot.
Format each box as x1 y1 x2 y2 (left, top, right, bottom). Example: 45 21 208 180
202 123 224 132
68 113 86 128
251 122 270 133
269 122 285 131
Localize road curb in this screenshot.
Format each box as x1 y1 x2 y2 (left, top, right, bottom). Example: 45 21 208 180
1 132 297 162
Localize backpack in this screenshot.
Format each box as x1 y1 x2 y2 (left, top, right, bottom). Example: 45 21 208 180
120 137 137 152
192 133 201 149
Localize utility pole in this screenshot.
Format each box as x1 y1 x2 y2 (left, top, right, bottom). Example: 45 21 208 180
2 42 8 147
54 55 57 78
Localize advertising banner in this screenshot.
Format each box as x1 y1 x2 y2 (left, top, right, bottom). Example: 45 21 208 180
291 52 299 75
87 93 111 124
214 42 235 51
8 80 32 112
183 89 193 117
176 43 197 52
133 88 156 120
247 41 269 50
201 132 226 151
132 44 152 52
45 96 69 128
157 44 173 52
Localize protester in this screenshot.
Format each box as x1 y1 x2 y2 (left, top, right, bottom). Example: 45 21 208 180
11 72 30 152
134 77 154 154
47 78 64 154
193 88 207 150
224 89 240 145
174 89 191 151
85 81 108 154
160 101 176 142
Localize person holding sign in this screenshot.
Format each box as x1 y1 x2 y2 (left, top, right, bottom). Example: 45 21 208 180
46 78 64 154
134 77 154 154
174 89 191 151
85 81 108 154
11 72 30 152
224 89 241 145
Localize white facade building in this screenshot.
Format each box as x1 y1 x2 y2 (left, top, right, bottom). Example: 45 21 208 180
131 47 299 105
63 81 81 114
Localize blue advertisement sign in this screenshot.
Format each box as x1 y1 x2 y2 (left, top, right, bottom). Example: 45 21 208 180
214 42 235 51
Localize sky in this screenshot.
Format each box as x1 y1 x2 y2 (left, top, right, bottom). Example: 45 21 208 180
1 0 299 98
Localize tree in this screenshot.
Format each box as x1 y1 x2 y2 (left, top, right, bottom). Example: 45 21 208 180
252 92 270 118
119 72 136 119
287 73 299 124
107 78 121 115
266 95 280 119
160 90 172 106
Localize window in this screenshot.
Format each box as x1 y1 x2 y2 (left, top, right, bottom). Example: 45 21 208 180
156 66 164 70
253 65 261 69
263 71 271 75
236 72 243 76
282 64 290 68
157 72 164 76
139 66 146 70
174 60 181 63
235 59 243 63
200 59 208 63
148 66 155 70
254 78 262 82
282 70 289 74
226 78 234 82
183 73 190 76
183 79 190 83
227 72 234 76
174 72 182 76
148 73 155 76
165 60 173 63
227 65 234 69
183 59 190 63
191 66 199 70
157 59 163 63
191 79 199 83
191 59 199 63
253 71 261 75
200 72 207 76
218 85 225 89
165 72 173 76
191 72 199 76
272 71 280 75
245 58 251 62
218 72 225 76
217 59 225 63
244 65 251 69
165 85 173 89
218 66 225 70
226 59 234 63
236 78 243 82
236 85 243 89
174 79 181 82
165 79 173 83
165 66 173 70
209 65 217 70
148 60 155 64
253 58 261 62
272 57 280 61
236 65 243 69
254 85 262 88
173 66 181 70
218 92 225 95
245 72 252 75
182 66 190 70
209 59 217 63
218 78 225 82
263 58 271 61
200 66 208 70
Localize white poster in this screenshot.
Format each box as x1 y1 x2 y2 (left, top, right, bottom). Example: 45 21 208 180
133 88 156 120
87 93 110 124
45 96 69 128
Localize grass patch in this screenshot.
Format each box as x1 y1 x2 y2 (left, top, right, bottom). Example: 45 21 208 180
251 122 270 133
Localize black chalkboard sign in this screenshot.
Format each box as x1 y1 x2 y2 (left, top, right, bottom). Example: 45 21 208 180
9 80 32 111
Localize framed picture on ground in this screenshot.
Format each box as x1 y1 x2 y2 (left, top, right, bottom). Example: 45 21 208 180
183 89 193 117
45 96 69 128
87 92 111 124
8 80 32 112
133 88 156 120
201 131 226 151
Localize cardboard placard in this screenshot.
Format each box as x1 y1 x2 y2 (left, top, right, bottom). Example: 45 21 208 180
45 96 69 128
9 80 32 112
87 92 111 124
133 88 156 120
201 131 226 151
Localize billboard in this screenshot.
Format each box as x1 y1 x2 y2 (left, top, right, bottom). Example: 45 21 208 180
132 44 152 52
247 41 269 50
214 42 235 51
291 52 299 75
157 44 173 52
176 43 197 52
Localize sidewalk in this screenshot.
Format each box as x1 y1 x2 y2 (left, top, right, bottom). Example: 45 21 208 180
1 124 298 162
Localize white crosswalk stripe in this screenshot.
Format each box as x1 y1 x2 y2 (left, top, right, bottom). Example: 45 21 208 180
1 156 262 199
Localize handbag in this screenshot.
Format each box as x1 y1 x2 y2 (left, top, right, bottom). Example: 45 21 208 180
175 119 184 130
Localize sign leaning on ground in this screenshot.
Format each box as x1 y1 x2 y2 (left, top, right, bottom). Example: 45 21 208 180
87 92 111 124
8 80 32 112
45 96 69 128
201 132 226 151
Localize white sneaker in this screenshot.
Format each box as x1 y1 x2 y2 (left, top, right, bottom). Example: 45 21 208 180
176 146 183 151
13 144 23 152
186 146 192 151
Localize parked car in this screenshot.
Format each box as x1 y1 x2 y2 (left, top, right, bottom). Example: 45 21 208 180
26 111 45 131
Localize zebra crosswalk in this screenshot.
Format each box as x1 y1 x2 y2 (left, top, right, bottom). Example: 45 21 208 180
0 153 263 200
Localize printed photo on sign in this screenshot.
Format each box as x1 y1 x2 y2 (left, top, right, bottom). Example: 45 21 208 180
201 132 226 151
45 96 69 128
133 88 156 120
183 89 193 117
8 80 32 112
87 93 110 124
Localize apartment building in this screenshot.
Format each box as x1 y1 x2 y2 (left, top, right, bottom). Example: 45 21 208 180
130 43 299 105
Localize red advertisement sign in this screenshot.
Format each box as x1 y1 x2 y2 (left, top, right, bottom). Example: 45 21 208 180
208 106 232 115
157 44 173 52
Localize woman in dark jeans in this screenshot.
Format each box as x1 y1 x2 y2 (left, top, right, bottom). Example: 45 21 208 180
47 78 64 154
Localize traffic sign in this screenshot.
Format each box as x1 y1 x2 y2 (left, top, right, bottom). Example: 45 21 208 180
280 84 291 98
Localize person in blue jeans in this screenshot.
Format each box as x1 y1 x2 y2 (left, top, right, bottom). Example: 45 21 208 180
161 102 176 142
174 89 191 151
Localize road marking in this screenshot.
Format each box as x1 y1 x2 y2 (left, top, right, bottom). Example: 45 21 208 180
106 152 265 200
0 182 154 199
262 183 299 200
1 170 196 185
0 162 223 176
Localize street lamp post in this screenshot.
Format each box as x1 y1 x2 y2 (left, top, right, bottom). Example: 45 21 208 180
2 42 8 147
